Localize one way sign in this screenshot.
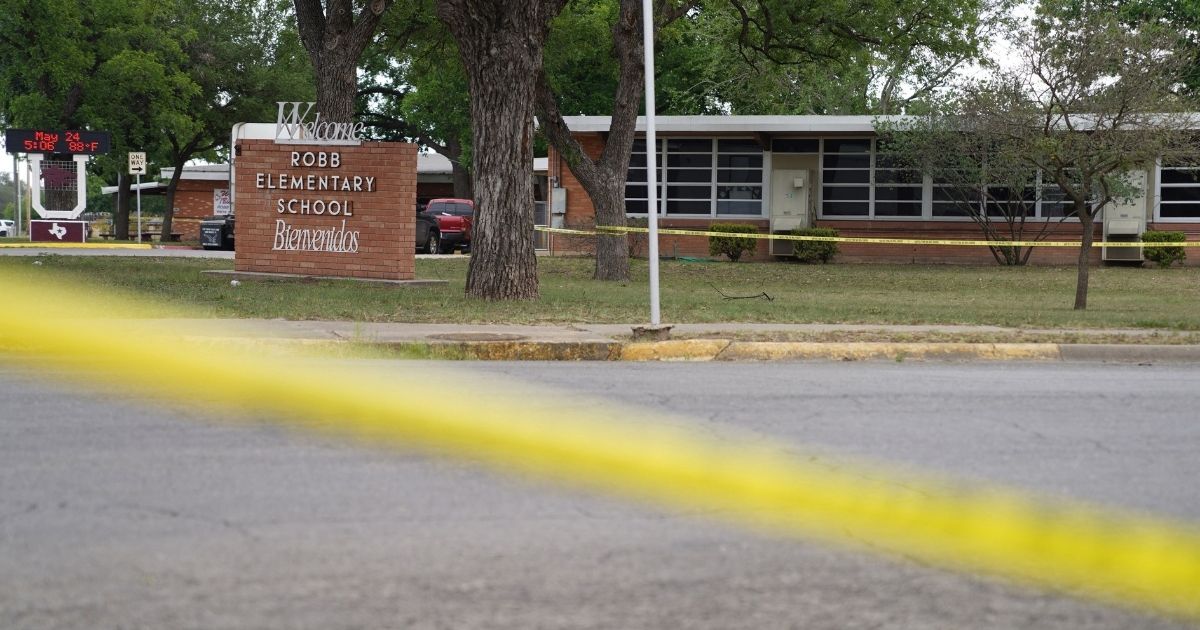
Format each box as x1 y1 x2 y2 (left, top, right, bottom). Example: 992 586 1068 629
128 152 147 175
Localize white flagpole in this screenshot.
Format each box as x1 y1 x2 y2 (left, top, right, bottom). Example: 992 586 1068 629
641 0 661 326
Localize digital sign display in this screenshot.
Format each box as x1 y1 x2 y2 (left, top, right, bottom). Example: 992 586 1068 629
4 129 111 155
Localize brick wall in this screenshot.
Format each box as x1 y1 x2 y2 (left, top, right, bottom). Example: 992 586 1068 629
234 139 417 280
171 179 223 241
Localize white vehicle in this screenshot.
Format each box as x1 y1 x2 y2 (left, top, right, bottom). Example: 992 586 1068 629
0 219 15 237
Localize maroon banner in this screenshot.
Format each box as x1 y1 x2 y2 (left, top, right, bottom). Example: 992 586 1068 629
30 220 87 243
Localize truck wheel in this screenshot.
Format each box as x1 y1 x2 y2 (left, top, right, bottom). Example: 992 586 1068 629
426 231 440 254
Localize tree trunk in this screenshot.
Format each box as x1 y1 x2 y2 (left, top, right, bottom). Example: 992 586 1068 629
314 54 357 123
161 162 185 241
591 173 630 281
1074 211 1094 310
293 0 393 123
114 173 131 240
439 0 564 300
445 137 473 198
535 0 643 282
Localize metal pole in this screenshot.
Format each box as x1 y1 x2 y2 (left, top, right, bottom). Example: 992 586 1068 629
21 158 28 237
641 0 661 326
136 173 142 243
12 156 20 237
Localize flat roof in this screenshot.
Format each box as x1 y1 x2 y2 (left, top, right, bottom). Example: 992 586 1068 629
561 113 1200 134
160 164 229 181
560 115 896 134
99 182 165 195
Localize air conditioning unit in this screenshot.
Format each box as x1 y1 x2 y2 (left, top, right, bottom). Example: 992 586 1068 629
769 231 795 257
1102 218 1144 262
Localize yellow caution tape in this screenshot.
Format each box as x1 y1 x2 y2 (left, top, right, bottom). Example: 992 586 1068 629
0 268 1198 620
537 225 1200 248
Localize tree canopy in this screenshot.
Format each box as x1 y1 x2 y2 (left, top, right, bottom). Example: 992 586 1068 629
882 3 1199 309
1 0 313 237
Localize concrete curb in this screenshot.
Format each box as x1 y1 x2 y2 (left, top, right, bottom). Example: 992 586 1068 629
1058 344 1200 363
181 336 1200 363
618 340 732 361
718 342 1062 362
412 341 621 361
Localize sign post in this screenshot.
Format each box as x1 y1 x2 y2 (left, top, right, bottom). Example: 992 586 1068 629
128 152 146 242
12 156 20 237
641 0 661 326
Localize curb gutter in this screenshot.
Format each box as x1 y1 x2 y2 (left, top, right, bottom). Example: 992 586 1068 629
182 336 1200 363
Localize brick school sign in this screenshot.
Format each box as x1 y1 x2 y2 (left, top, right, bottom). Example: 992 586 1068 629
233 139 417 280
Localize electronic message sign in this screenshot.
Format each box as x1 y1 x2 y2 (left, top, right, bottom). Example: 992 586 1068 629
4 129 111 155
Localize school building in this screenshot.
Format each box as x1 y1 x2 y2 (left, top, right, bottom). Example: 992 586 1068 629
546 116 1200 264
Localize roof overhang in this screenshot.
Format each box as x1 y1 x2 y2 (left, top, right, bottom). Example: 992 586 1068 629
99 182 166 195
561 115 905 134
160 165 231 181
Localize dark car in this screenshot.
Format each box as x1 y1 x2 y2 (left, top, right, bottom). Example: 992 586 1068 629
416 198 474 254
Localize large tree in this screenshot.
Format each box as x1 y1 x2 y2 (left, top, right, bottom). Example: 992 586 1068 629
536 0 663 282
154 0 313 240
438 0 567 300
878 105 1069 266
1059 0 1200 98
904 5 1197 309
293 0 393 122
357 1 473 197
0 0 196 239
724 0 1015 114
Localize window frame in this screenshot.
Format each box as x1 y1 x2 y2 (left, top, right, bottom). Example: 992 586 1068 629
818 139 1085 222
625 137 766 219
1155 160 1200 222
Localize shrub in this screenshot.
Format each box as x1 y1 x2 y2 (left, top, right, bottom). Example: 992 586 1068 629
626 216 649 258
1142 230 1187 268
707 223 759 261
791 227 839 263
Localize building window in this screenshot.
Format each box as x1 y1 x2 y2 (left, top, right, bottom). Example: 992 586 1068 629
821 139 872 217
1159 166 1200 220
930 171 1069 220
665 138 712 215
771 138 819 154
873 146 923 217
716 139 763 215
625 139 662 215
625 138 764 217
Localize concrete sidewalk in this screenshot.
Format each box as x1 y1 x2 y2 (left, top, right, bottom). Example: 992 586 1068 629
146 318 1200 363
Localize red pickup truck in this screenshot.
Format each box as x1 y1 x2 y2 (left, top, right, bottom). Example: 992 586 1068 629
416 198 474 254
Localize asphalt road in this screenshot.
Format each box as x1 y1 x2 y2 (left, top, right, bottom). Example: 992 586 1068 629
1 360 1198 630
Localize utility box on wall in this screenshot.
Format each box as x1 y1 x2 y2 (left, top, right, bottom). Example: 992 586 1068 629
769 168 812 256
550 187 567 228
1102 171 1146 263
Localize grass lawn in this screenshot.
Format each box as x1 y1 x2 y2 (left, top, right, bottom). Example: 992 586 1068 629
2 254 1198 329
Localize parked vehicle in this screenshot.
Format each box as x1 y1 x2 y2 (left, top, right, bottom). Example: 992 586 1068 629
0 219 14 237
416 198 474 254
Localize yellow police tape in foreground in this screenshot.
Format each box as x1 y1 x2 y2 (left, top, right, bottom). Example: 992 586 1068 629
0 267 1197 621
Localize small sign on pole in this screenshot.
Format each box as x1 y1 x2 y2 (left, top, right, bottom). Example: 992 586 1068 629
129 152 146 242
128 152 147 175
